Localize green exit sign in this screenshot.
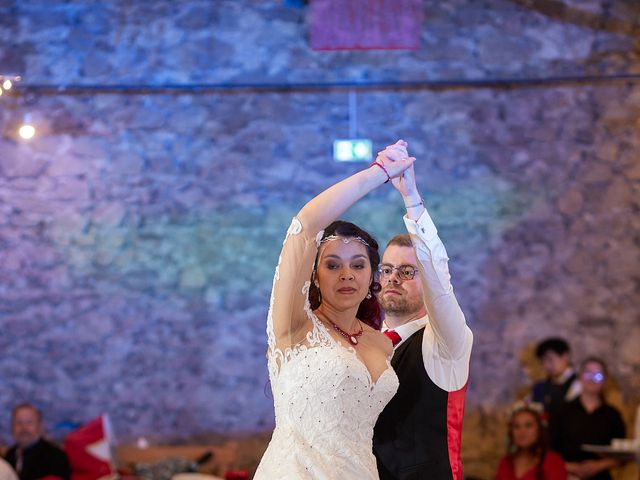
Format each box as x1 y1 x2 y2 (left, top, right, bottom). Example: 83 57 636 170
333 139 373 162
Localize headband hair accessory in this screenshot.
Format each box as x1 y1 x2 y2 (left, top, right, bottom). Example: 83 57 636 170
320 234 370 248
510 400 544 415
509 400 548 426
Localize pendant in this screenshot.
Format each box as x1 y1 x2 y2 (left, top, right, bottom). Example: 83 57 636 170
350 335 358 345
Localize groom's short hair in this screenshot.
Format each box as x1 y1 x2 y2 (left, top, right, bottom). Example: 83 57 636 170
386 234 413 249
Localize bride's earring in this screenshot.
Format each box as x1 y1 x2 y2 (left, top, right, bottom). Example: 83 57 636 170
312 273 322 302
366 290 372 299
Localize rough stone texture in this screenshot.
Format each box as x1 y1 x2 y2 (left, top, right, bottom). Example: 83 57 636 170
0 0 639 477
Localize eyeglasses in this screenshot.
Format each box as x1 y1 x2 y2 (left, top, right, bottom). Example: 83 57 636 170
583 371 605 383
378 264 418 281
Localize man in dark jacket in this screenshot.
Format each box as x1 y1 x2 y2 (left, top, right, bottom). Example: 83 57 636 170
531 337 581 422
4 404 71 480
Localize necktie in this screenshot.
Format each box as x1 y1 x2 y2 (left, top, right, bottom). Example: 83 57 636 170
384 330 401 346
16 448 23 474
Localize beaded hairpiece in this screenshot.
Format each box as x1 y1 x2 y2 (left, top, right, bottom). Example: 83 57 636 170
320 234 371 248
510 400 544 415
509 400 548 426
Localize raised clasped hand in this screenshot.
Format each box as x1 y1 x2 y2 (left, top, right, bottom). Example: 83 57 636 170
375 139 415 180
376 140 418 197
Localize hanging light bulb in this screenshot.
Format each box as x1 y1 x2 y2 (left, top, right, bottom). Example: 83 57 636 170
19 114 36 140
19 124 36 140
0 75 21 100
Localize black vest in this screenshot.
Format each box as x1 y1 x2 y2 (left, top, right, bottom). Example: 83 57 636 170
373 327 466 480
532 372 578 422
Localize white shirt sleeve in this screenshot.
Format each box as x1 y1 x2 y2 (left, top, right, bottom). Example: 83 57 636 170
403 209 473 392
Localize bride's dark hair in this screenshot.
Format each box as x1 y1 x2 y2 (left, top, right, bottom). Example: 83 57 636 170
309 220 383 330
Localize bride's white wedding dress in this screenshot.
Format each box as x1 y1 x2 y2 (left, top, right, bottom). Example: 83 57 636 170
254 218 399 480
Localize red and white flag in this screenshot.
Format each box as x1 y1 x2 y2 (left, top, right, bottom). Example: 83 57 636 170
64 415 116 480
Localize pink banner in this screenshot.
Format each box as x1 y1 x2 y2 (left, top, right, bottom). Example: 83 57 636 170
310 0 423 50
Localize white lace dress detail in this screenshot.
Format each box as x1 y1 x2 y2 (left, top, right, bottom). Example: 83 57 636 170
256 218 399 480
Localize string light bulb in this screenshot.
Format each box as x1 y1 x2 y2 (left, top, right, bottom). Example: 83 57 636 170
19 124 35 140
19 114 36 140
0 74 21 100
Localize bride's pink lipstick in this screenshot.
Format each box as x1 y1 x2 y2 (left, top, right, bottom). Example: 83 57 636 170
337 287 357 294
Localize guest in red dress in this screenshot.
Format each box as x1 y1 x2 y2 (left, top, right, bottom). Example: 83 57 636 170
496 402 567 480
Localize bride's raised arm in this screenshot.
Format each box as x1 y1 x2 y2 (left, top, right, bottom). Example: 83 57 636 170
268 141 415 351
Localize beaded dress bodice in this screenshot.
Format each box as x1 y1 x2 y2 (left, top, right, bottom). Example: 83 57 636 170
254 218 399 480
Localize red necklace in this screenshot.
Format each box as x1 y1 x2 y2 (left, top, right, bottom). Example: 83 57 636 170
325 317 364 346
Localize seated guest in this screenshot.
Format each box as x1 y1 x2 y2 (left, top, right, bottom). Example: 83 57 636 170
496 401 567 480
4 403 71 480
0 458 17 480
531 338 581 423
551 357 625 480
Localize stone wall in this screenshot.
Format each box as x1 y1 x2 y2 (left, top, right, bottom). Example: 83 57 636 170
0 1 639 477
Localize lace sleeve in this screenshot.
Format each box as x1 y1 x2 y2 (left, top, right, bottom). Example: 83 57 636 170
266 217 322 366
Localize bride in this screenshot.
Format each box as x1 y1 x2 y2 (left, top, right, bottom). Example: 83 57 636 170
255 141 415 479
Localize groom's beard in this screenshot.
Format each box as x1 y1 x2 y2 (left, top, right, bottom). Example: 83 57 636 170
379 285 424 316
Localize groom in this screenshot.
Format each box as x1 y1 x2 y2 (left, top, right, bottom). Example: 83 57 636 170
373 147 473 480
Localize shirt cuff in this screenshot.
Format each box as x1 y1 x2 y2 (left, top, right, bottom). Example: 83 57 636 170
403 209 438 241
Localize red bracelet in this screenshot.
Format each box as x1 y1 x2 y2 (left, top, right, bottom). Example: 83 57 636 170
370 161 390 183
